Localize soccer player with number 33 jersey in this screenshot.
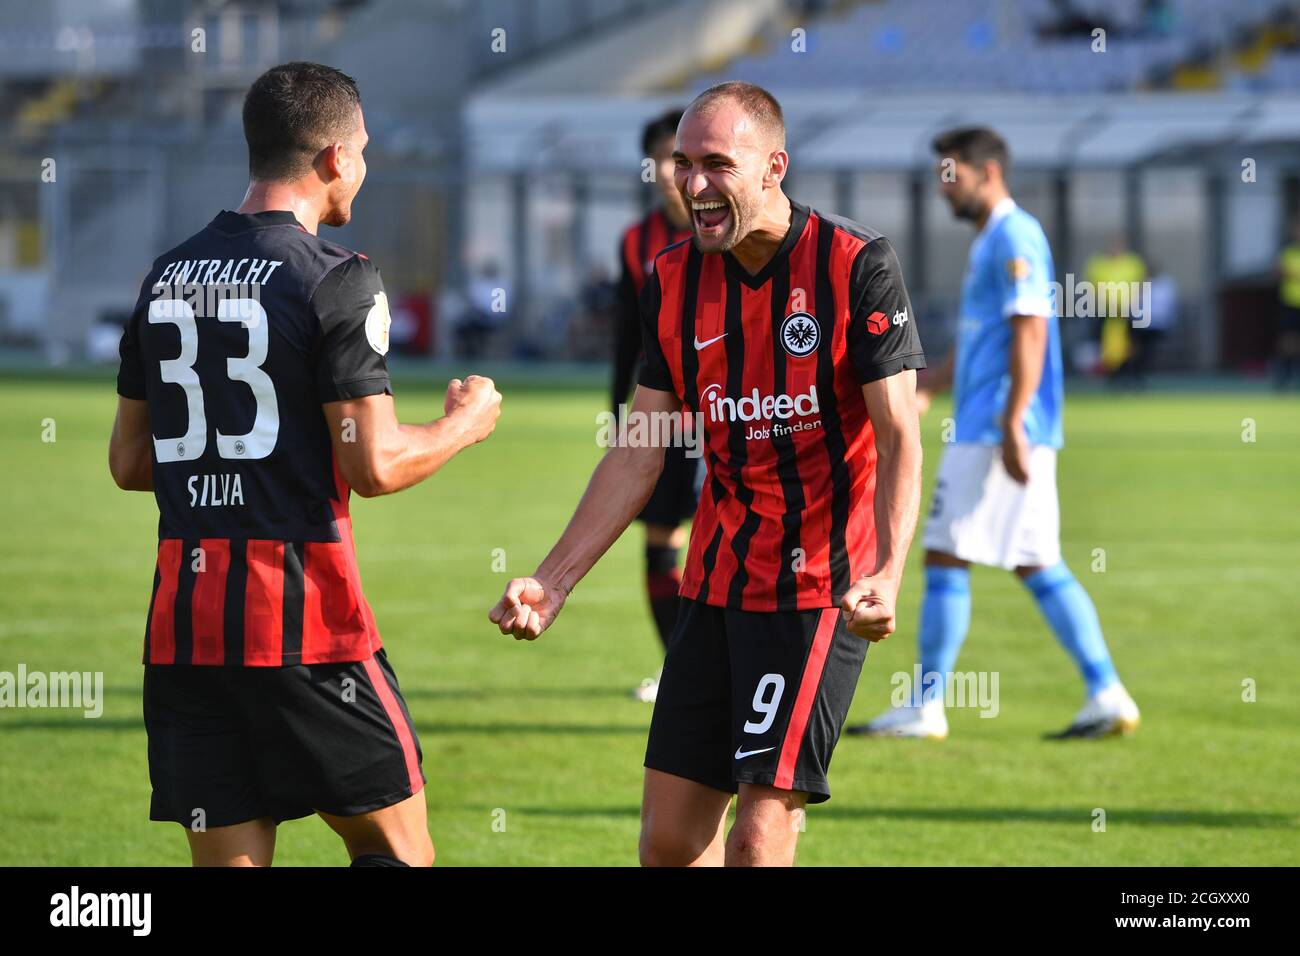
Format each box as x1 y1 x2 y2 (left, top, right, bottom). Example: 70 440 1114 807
110 63 501 867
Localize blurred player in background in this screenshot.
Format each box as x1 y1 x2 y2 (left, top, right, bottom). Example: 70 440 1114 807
491 82 925 865
612 108 697 702
1086 234 1146 383
849 127 1139 741
109 62 501 866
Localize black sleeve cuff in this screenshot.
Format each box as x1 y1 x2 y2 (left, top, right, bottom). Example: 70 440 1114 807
116 377 147 400
319 377 393 403
855 352 927 385
636 368 675 393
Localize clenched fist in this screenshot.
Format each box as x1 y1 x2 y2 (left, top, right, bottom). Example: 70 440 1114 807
489 576 567 641
445 374 502 444
839 574 899 642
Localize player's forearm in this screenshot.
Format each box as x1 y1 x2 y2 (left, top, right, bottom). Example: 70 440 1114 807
354 416 474 497
108 413 154 491
109 451 153 491
868 419 922 583
534 444 665 595
1002 316 1047 427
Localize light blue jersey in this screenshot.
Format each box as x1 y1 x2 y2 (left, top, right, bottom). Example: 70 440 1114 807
953 199 1064 448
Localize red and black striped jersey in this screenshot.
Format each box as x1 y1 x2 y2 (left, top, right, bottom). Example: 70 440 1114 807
117 210 392 666
612 208 692 415
638 201 925 612
623 208 692 299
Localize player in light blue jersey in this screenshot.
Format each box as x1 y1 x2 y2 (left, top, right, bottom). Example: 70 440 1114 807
849 127 1138 740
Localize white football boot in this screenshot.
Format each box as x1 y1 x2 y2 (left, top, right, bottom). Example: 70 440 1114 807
1046 683 1140 739
845 700 949 739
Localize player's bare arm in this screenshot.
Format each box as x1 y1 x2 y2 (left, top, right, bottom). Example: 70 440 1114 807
324 375 501 498
489 384 679 640
840 369 923 642
1001 313 1048 484
108 397 154 491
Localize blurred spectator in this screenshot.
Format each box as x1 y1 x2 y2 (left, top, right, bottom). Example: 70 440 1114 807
88 308 131 364
1275 220 1300 390
567 263 617 362
1119 260 1177 386
1085 235 1146 383
456 261 510 358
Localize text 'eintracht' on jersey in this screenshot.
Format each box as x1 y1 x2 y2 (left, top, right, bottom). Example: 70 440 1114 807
117 210 394 666
638 202 926 612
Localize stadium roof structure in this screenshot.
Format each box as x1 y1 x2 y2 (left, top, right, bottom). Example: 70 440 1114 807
466 91 1297 174
1237 97 1300 146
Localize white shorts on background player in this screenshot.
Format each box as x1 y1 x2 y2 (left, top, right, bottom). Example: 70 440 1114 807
922 441 1061 570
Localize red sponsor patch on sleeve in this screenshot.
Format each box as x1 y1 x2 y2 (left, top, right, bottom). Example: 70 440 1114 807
866 311 890 335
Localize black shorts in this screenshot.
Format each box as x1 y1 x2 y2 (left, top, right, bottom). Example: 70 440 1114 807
143 648 425 828
638 442 702 528
644 599 869 804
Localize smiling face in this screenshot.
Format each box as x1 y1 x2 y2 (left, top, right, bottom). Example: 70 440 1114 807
673 98 784 253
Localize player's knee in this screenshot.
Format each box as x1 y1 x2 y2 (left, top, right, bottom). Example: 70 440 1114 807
638 825 710 867
729 795 802 855
409 835 435 867
726 812 794 863
725 820 774 863
402 832 435 867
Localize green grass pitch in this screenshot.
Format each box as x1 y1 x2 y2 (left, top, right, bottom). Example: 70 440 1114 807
1 370 1297 865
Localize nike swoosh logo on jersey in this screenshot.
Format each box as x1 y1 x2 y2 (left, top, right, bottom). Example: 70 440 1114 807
734 745 775 760
694 332 728 350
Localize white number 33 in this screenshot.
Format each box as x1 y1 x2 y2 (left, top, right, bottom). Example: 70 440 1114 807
148 298 280 463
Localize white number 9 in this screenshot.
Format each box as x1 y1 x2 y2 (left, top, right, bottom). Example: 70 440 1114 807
743 673 786 735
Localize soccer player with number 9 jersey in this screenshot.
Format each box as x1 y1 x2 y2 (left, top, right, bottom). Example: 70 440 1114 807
490 82 926 866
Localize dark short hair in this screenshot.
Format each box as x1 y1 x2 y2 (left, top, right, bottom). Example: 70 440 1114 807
243 62 361 181
687 81 785 149
932 126 1010 176
641 108 684 156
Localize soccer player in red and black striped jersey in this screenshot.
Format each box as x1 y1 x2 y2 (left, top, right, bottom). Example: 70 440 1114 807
491 82 925 866
614 109 696 701
109 63 501 867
